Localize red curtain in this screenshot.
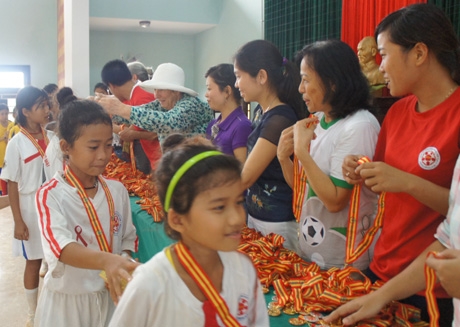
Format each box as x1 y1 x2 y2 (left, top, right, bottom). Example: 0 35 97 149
341 0 426 56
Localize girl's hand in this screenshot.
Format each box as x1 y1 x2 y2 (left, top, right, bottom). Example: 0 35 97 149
426 249 460 298
103 254 140 304
358 161 409 193
277 126 294 162
323 292 388 326
14 219 29 240
342 155 365 185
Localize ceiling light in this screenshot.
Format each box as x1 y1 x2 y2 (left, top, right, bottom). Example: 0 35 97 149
139 20 150 28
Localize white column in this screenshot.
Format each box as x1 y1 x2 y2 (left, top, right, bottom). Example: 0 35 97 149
64 0 90 97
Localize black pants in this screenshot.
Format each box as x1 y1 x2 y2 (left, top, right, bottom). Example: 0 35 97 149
133 140 151 175
364 268 453 327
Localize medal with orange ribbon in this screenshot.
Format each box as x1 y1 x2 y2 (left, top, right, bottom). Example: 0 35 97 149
175 241 242 327
425 251 440 327
20 126 49 165
64 166 115 252
345 156 385 265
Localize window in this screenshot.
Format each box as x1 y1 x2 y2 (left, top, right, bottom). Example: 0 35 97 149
0 65 30 113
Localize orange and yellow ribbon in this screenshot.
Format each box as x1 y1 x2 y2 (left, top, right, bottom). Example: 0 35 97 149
65 166 115 252
345 156 385 265
424 251 440 327
20 126 49 165
175 241 242 327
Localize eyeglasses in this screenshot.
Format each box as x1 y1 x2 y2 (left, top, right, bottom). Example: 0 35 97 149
211 123 219 141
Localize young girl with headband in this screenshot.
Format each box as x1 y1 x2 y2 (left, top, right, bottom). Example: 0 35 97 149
110 137 268 326
0 86 51 326
34 100 139 326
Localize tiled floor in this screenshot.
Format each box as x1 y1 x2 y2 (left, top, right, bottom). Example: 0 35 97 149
0 206 31 327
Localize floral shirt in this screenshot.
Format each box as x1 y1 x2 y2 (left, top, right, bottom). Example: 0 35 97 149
116 94 214 144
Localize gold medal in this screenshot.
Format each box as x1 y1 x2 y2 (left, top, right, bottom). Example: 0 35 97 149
289 317 306 326
283 306 297 315
268 307 281 317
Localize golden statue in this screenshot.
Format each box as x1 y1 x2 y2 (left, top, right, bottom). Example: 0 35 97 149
357 36 385 86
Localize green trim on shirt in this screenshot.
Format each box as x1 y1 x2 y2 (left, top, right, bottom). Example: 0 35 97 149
320 115 341 129
307 176 353 199
330 175 353 189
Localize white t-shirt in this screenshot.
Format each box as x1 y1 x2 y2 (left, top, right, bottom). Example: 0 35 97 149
44 132 64 181
436 154 460 326
298 110 380 270
109 249 269 327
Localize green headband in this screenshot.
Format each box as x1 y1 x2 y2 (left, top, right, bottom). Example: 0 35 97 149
163 150 222 212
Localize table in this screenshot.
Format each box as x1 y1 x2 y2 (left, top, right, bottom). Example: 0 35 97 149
130 196 296 327
130 196 174 262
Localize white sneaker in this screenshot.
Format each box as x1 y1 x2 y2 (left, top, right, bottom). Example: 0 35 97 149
39 261 48 278
25 314 34 327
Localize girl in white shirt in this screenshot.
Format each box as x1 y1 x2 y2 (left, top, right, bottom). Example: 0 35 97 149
1 86 51 326
110 138 269 327
35 100 139 327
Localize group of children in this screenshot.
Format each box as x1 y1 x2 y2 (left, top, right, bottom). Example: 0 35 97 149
1 2 460 327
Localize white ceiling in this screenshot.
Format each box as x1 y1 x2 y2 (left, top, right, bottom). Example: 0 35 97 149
90 17 216 35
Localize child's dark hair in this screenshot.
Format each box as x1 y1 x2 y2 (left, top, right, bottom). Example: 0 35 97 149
15 86 49 127
0 104 8 112
43 83 58 95
205 63 242 104
233 39 306 119
56 87 78 108
375 3 460 84
155 137 242 240
58 99 112 146
94 82 108 93
295 40 373 119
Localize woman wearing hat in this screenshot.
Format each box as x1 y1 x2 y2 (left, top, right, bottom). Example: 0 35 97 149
97 63 214 144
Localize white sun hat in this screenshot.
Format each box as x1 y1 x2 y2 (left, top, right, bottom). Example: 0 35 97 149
139 63 198 96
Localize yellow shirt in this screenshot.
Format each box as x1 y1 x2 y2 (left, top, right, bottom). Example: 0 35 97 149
0 120 15 167
8 124 20 140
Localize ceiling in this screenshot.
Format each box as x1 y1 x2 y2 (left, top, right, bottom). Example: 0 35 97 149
89 17 216 35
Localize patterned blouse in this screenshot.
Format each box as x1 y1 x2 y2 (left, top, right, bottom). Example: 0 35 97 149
115 94 214 144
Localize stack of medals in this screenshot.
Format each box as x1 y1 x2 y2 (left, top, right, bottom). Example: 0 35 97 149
238 227 429 326
103 153 164 222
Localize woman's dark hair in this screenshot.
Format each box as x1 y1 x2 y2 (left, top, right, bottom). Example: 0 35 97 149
375 3 460 84
233 39 306 119
295 40 373 119
15 86 48 127
155 138 241 240
58 99 112 146
56 87 77 108
205 63 242 103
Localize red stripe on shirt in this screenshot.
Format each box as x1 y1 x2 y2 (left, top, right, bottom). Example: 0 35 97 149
24 152 41 164
36 179 61 258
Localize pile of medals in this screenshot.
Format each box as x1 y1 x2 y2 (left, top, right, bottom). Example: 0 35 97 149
238 227 429 326
103 153 164 222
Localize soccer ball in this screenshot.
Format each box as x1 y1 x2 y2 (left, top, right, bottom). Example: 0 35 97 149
302 216 325 247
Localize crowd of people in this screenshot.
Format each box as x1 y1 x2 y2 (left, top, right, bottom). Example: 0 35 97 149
0 3 459 326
